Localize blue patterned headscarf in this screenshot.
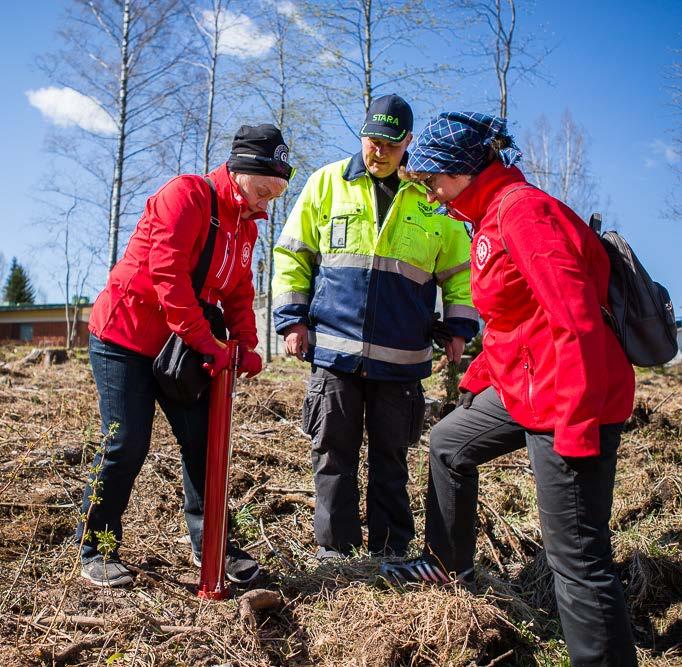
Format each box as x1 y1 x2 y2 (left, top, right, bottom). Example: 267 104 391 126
406 111 522 175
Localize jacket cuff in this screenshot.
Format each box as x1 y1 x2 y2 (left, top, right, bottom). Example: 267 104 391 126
445 316 480 343
273 305 309 334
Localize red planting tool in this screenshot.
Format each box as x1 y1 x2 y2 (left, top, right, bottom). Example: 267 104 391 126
197 339 239 600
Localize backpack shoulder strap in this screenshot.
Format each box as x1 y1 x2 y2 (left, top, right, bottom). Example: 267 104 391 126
496 184 536 253
191 176 220 297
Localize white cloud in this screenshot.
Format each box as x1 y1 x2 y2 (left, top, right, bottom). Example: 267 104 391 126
26 86 117 136
647 138 680 167
203 9 275 59
276 1 316 36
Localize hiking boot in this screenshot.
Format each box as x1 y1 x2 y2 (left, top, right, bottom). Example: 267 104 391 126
192 543 260 585
81 556 134 588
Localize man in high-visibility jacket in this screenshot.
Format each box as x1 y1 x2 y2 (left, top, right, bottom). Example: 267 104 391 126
272 95 478 559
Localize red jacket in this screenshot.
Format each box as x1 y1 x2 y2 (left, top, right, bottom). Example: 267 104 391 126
454 162 634 457
89 164 261 358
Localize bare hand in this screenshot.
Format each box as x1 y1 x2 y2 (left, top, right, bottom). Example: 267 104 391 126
284 323 309 361
445 336 466 364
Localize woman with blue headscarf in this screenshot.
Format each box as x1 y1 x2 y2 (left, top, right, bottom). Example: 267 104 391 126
383 112 637 666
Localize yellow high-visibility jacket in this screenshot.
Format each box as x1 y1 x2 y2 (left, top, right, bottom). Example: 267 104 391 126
273 152 478 381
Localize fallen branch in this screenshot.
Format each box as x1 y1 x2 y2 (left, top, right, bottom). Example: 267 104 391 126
0 501 76 510
651 389 678 414
482 648 515 666
266 485 314 495
36 632 116 666
34 613 206 635
238 589 281 628
258 518 298 572
281 493 315 509
479 498 542 552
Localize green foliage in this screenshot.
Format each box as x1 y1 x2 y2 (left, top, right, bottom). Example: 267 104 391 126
2 257 35 305
95 529 118 558
233 503 259 542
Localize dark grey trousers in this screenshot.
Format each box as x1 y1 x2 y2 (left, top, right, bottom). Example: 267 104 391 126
303 365 425 555
426 387 637 667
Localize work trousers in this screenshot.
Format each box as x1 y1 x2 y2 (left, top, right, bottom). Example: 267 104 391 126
426 386 637 666
76 334 209 561
303 365 425 555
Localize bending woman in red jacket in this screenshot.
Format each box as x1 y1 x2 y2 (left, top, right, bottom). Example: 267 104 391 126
77 124 293 588
383 112 637 666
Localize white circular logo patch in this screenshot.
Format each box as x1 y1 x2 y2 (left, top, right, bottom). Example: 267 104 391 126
273 144 288 162
241 243 252 267
475 234 492 270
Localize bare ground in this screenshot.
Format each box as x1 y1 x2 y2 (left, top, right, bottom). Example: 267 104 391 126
0 345 680 666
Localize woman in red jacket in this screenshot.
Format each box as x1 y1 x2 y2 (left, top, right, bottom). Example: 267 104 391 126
77 124 293 588
383 113 637 666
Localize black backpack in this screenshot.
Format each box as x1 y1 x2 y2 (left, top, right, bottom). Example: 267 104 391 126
589 213 678 367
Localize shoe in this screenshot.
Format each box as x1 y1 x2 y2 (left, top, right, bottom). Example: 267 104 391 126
226 543 259 584
192 543 260 585
315 546 350 561
81 556 134 587
380 556 450 585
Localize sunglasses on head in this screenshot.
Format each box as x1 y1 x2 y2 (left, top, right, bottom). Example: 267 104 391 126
234 154 296 181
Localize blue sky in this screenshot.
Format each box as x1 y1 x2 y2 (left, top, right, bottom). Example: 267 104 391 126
1 1 680 309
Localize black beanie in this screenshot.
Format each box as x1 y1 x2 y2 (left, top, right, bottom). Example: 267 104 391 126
227 124 293 180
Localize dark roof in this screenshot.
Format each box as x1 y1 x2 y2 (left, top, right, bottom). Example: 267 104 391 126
0 303 87 312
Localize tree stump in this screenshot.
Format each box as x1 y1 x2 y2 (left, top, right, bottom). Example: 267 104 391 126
43 348 68 366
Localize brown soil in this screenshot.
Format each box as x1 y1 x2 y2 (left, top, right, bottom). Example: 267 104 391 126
0 346 680 666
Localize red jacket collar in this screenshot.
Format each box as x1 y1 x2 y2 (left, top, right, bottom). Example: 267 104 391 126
205 163 268 221
447 161 527 227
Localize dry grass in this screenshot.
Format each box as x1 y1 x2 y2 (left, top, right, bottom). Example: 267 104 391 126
0 345 680 666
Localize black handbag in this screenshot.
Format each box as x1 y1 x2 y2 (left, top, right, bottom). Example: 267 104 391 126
153 177 227 404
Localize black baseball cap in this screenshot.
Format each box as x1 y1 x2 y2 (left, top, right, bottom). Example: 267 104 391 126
360 94 413 143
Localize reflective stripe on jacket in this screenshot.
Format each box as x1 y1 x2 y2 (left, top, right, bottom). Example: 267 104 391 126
89 164 260 357
454 162 634 456
272 152 478 381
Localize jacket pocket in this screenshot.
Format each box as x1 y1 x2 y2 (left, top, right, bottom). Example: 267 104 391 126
521 346 538 421
396 218 440 272
302 375 326 436
322 202 367 253
375 381 426 447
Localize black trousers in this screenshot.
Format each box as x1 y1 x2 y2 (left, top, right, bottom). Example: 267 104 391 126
426 386 637 667
303 365 425 555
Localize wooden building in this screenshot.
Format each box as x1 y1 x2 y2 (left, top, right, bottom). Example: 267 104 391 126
0 303 92 347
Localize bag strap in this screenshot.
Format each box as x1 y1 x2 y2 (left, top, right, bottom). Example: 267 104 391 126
191 176 220 297
496 184 536 252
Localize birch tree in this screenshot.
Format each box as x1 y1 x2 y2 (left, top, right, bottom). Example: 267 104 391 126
34 0 186 272
60 199 96 348
185 0 233 173
454 0 550 117
667 47 681 219
303 0 450 141
242 0 322 360
524 111 599 219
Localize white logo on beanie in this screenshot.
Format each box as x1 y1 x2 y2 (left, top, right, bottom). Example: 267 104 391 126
273 144 288 162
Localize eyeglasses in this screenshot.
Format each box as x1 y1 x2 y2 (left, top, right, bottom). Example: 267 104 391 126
234 154 296 181
420 174 437 192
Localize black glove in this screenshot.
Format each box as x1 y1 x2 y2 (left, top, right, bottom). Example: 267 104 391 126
431 313 454 348
457 390 475 409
